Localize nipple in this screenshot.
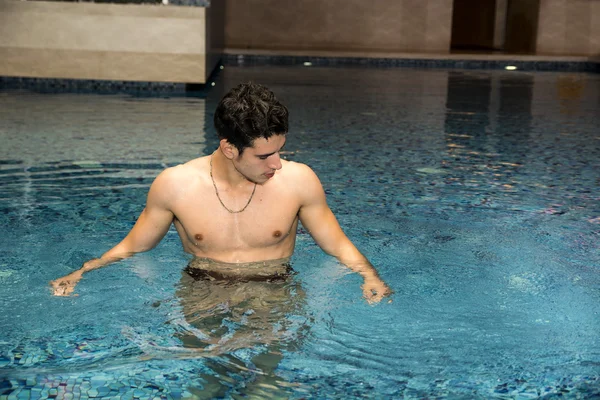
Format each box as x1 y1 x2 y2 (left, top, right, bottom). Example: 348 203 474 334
273 230 282 238
194 234 203 241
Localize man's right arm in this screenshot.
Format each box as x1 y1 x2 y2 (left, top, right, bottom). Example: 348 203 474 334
50 168 177 296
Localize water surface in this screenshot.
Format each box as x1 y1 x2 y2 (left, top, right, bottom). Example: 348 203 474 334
0 67 599 398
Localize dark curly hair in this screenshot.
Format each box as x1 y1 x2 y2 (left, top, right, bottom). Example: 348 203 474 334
214 82 289 154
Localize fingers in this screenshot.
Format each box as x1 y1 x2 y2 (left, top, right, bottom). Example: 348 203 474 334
49 280 76 297
363 288 386 304
362 285 393 304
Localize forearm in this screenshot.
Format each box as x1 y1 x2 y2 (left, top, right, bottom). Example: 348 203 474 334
342 258 381 279
80 255 126 274
77 203 172 275
79 243 135 275
333 241 391 303
298 184 390 302
332 241 381 279
51 244 136 296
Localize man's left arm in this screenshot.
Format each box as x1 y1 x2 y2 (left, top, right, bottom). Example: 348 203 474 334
296 164 391 303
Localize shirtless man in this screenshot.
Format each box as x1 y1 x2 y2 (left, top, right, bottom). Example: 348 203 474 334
51 82 391 303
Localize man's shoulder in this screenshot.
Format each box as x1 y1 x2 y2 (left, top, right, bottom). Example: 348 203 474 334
281 160 318 179
150 157 208 195
280 160 322 197
157 157 207 182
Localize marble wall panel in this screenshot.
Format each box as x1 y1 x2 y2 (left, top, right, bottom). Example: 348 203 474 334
426 0 454 52
0 0 220 82
399 0 427 51
0 1 206 53
1 47 207 82
537 0 599 56
224 0 454 53
591 1 600 56
565 1 591 55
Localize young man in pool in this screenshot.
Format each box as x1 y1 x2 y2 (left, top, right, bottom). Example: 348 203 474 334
51 82 391 303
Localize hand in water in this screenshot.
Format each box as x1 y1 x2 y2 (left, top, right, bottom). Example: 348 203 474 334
50 271 83 296
362 276 392 304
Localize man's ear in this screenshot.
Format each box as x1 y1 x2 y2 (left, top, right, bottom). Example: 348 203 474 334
219 139 238 160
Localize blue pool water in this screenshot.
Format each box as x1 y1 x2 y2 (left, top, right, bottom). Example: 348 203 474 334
1 66 599 398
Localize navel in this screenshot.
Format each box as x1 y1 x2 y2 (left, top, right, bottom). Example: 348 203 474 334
273 230 282 238
194 234 204 241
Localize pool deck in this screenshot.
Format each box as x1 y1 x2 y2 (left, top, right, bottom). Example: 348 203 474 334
223 48 600 72
1 49 598 93
225 48 599 63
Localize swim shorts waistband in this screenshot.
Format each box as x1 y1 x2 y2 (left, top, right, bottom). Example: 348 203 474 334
185 257 294 282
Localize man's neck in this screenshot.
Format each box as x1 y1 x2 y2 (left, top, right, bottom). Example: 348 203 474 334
211 149 253 189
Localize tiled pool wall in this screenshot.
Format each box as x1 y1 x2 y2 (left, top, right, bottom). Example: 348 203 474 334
0 77 191 95
1 55 598 93
223 54 600 73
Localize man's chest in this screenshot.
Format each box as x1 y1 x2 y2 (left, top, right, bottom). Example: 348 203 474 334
171 189 300 250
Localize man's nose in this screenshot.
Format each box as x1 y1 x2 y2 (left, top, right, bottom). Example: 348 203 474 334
269 153 282 170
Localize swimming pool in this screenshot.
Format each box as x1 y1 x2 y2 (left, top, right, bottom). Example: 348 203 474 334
1 66 599 398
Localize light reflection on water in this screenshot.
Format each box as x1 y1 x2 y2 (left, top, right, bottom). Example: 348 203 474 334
0 67 599 398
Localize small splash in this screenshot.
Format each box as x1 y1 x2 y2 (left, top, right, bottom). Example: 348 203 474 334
542 204 567 215
508 273 544 294
72 160 103 168
0 269 14 279
416 167 444 174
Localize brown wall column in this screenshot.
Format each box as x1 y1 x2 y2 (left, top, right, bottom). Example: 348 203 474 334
224 0 454 53
504 0 540 53
450 0 497 50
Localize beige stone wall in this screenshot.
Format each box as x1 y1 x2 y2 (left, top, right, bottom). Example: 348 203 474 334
224 0 454 53
536 0 600 56
0 0 223 83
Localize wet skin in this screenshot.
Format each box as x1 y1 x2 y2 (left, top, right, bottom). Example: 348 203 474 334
50 135 391 303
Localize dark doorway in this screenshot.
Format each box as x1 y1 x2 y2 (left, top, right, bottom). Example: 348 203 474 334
504 0 540 53
451 0 497 51
451 0 540 54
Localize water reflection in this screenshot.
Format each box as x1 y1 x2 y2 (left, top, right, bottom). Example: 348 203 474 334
173 269 309 396
556 75 586 116
442 71 537 209
444 71 533 157
1 66 599 398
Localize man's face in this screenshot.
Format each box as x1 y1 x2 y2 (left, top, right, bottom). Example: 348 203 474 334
233 134 286 184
